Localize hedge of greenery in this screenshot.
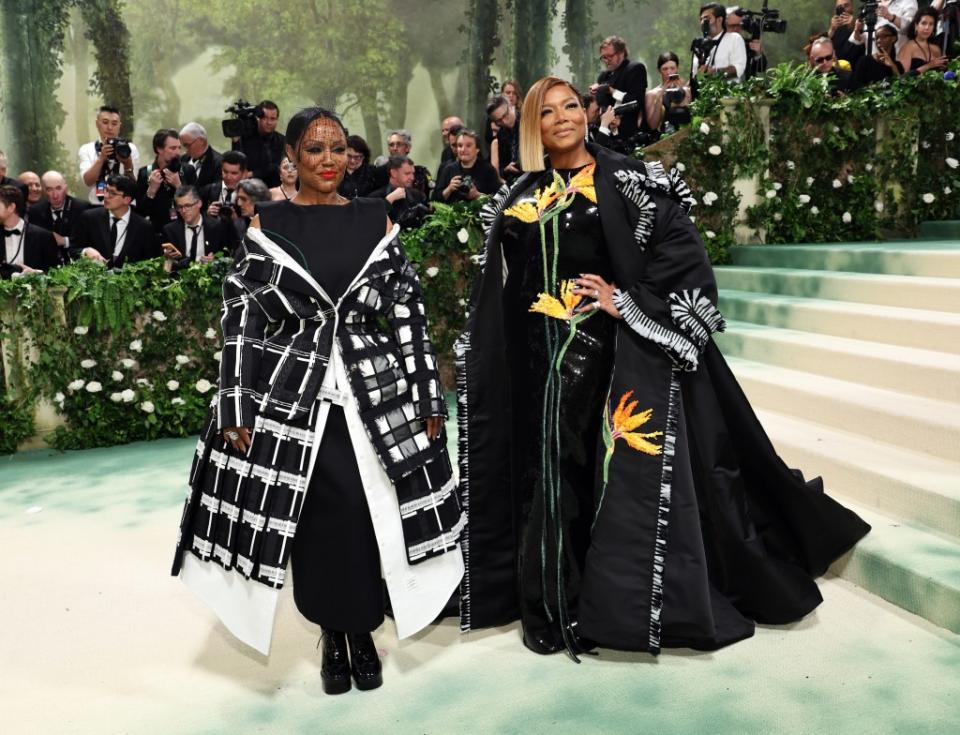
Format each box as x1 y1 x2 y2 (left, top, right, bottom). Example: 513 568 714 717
2 62 958 454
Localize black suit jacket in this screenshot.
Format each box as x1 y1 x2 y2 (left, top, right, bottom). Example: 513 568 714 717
161 214 235 270
1 222 60 278
27 196 92 263
181 146 223 190
597 58 649 138
73 207 161 268
135 162 198 234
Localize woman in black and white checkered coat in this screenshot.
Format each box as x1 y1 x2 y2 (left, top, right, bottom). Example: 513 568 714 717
172 107 464 695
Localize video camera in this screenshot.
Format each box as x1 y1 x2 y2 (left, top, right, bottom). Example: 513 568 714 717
858 1 879 26
95 137 132 161
735 2 788 39
222 99 263 139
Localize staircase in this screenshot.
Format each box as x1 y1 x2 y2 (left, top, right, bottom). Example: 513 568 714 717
713 228 960 635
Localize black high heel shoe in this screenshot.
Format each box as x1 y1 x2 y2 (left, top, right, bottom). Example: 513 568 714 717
347 632 383 691
320 629 351 695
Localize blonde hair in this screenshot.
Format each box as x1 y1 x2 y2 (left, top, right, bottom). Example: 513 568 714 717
519 76 584 172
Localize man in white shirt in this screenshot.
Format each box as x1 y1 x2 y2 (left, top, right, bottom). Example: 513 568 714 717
846 0 919 54
78 105 141 205
692 3 748 83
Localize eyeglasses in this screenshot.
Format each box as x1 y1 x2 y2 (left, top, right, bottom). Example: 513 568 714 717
813 55 835 64
599 53 617 62
103 189 122 198
175 201 200 211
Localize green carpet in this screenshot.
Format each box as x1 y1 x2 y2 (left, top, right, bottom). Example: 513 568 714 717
3 437 960 735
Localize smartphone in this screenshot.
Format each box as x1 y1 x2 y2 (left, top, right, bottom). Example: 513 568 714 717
161 242 182 258
668 73 681 81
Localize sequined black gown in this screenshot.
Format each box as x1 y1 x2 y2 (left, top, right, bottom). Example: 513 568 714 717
501 166 614 650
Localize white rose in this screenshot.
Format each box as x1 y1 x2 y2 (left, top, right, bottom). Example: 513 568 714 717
703 191 718 205
874 200 884 212
121 389 136 403
129 339 142 352
171 397 186 406
865 164 873 172
811 137 821 145
772 182 782 191
136 378 151 387
922 193 935 204
73 326 89 335
68 379 85 392
765 190 777 199
947 132 955 142
798 194 811 204
699 122 711 135
175 354 190 366
195 379 213 394
85 381 102 393
810 206 819 214
213 351 222 362
151 310 167 322
111 371 123 382
167 380 180 391
456 228 469 244
786 161 795 170
140 401 155 414
832 179 842 189
121 358 136 369
847 175 855 184
832 125 840 133
80 359 97 369
945 187 953 195
806 177 815 186
458 299 467 306
842 212 852 223
204 327 217 339
921 140 931 149
705 230 716 239
708 145 722 156
110 392 123 402
425 266 440 278
675 162 686 172
53 392 65 404
773 213 783 222
946 157 959 169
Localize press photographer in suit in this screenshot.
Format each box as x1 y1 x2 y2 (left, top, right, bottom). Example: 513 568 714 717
27 171 91 264
590 35 649 142
74 175 160 267
160 185 235 272
231 100 285 188
136 129 198 234
200 150 249 223
1 185 59 279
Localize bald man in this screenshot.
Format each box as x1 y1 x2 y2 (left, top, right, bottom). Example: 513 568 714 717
28 171 91 263
438 116 465 176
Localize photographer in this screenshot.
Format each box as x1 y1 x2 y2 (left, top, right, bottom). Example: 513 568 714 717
179 122 222 190
726 7 769 78
200 151 248 222
384 130 432 198
161 185 236 271
590 35 649 141
136 129 198 234
78 105 140 205
487 95 522 182
692 3 748 83
829 1 866 62
231 100 285 188
645 52 694 134
370 156 428 230
433 129 499 203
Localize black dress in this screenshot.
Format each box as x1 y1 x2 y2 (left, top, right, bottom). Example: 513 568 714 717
256 197 387 634
501 166 616 650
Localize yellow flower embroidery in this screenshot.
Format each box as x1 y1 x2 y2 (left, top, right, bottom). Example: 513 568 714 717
566 163 597 204
528 279 584 320
609 391 663 456
504 163 597 223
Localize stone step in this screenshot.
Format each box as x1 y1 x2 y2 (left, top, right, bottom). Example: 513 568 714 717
918 220 960 240
729 242 960 277
751 407 960 538
728 357 960 463
828 501 960 635
714 266 960 313
717 290 960 353
715 321 960 403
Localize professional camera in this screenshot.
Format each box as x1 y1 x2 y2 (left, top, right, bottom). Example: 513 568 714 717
612 99 640 116
456 174 474 197
692 18 720 66
95 137 132 160
222 99 263 139
858 1 879 26
735 2 788 39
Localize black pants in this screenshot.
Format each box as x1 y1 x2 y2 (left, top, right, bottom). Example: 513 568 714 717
290 406 384 633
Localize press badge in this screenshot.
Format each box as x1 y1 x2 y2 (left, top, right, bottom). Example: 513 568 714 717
96 180 107 199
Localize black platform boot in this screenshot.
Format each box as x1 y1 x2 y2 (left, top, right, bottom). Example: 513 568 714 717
320 629 351 695
347 632 383 691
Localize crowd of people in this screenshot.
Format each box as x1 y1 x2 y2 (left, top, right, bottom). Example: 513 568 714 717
2 2 956 280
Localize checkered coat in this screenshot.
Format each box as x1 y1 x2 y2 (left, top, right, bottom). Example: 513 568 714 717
172 226 463 589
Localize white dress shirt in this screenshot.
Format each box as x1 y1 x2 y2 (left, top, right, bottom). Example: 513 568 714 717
78 140 141 204
692 31 748 82
110 208 132 259
850 0 919 52
184 219 205 260
4 217 26 266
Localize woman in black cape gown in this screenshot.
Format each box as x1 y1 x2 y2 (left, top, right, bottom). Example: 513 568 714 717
454 76 870 659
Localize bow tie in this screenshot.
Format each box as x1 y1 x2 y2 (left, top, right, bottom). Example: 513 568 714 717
3 228 22 237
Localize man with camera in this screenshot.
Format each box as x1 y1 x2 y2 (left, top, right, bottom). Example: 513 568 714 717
384 130 432 198
590 35 649 145
200 151 249 226
27 171 91 264
433 129 500 203
78 105 140 205
828 1 866 62
73 175 159 268
136 129 198 234
160 185 236 272
179 122 222 190
726 7 769 78
692 3 748 83
371 156 428 230
231 100 285 188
